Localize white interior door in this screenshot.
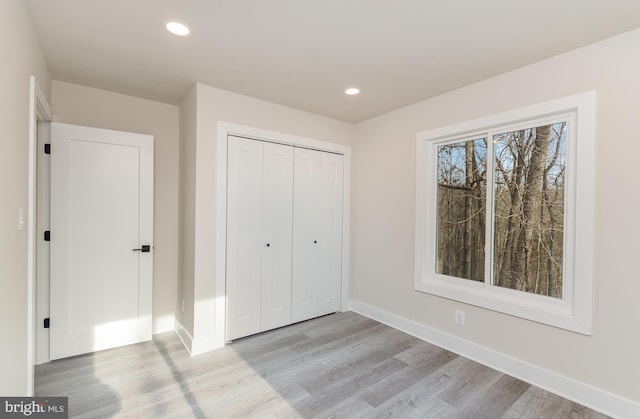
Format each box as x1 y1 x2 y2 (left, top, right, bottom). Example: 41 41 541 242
49 122 153 360
260 142 294 331
292 148 321 322
292 148 344 322
227 137 295 340
317 152 344 315
226 136 263 340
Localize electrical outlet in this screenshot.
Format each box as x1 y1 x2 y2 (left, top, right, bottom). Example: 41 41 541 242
18 207 24 231
455 309 465 325
181 298 185 312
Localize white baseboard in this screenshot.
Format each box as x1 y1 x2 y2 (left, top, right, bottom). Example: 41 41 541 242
349 299 640 419
174 319 223 356
174 319 195 355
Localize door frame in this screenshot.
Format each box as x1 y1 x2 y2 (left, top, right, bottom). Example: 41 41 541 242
215 122 351 345
28 75 51 394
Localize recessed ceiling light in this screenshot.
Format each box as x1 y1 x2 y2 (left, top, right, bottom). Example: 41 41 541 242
345 88 360 96
166 21 190 37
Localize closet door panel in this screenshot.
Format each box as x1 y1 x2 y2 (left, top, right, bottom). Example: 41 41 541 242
317 153 344 315
226 136 263 340
292 148 321 322
260 142 294 331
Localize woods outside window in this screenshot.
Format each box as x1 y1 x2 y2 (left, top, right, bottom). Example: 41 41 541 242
415 92 595 334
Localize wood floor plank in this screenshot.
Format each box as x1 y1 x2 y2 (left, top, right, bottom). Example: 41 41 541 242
36 338 188 394
316 397 375 419
367 361 462 418
34 312 611 419
358 346 457 407
502 386 611 419
436 356 503 407
454 374 531 419
291 323 390 366
393 339 454 364
291 313 381 350
35 333 185 386
123 347 301 416
297 329 414 394
293 357 408 417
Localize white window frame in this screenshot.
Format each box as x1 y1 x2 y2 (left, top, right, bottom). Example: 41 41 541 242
415 91 595 335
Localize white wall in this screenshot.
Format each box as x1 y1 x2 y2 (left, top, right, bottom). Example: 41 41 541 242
51 81 180 335
177 84 354 351
177 86 197 335
352 28 640 405
0 0 51 395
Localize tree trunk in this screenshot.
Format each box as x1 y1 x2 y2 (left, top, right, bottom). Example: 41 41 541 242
516 125 552 292
497 131 526 289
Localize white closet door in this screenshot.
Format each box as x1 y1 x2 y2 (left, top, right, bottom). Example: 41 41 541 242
292 148 321 322
227 138 343 338
317 152 344 315
226 136 263 340
260 142 294 331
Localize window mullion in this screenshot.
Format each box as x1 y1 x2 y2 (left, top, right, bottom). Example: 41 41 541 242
484 131 496 287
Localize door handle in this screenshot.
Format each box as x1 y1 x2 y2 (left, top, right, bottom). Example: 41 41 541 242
133 245 151 253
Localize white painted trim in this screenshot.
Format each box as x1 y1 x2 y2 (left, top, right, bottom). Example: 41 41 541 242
215 122 351 347
174 319 222 357
174 319 194 355
28 76 51 394
349 299 640 419
214 125 228 346
35 122 50 366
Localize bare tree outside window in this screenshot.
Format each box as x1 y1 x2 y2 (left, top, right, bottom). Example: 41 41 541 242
493 123 566 298
435 123 566 298
436 138 487 282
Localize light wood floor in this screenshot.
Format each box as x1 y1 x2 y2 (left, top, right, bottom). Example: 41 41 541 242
35 312 609 418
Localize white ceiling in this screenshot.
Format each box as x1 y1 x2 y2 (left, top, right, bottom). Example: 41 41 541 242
25 0 640 123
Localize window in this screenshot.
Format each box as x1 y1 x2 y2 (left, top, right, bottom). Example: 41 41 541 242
415 92 595 334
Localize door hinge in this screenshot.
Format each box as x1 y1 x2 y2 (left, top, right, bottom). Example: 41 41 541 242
44 144 51 155
44 318 50 329
44 231 51 241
